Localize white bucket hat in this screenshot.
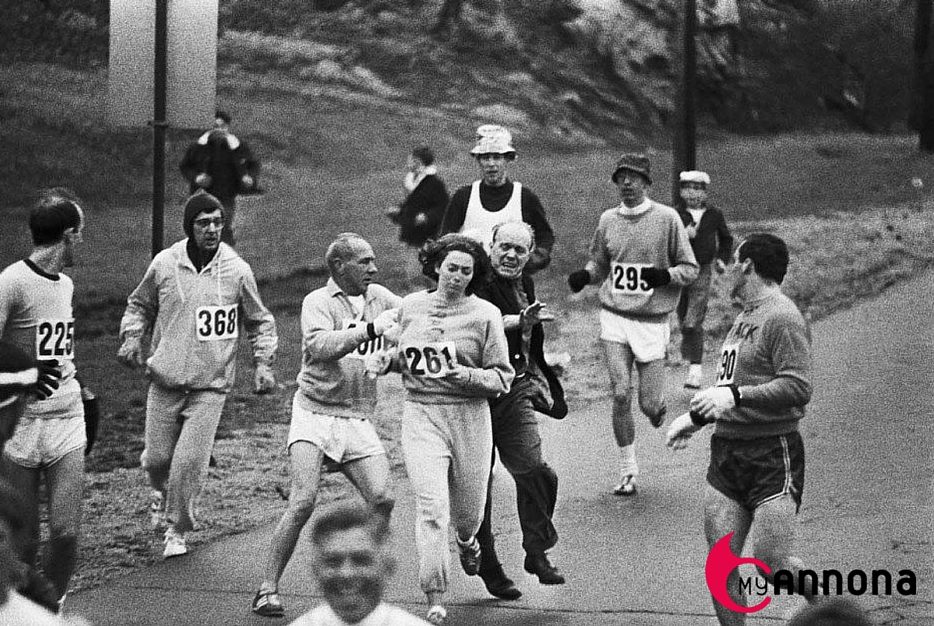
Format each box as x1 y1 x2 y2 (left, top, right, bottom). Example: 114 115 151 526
470 124 516 157
679 170 711 186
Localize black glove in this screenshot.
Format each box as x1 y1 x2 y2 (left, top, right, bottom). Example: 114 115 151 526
567 269 592 293
34 361 60 400
641 267 671 288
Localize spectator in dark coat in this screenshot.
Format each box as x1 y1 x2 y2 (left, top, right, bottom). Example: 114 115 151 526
386 147 449 283
674 170 733 389
179 110 260 246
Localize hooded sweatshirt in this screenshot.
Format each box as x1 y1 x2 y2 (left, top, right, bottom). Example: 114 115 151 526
119 240 277 392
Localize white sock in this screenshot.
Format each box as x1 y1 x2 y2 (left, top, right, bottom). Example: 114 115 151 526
689 364 703 378
619 444 639 478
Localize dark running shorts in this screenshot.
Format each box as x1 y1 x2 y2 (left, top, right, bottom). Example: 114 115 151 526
707 431 805 512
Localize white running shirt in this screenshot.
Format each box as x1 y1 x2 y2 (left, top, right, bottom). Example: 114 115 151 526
459 181 523 251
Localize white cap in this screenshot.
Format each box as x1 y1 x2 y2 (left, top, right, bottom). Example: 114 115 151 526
679 170 711 185
469 124 516 156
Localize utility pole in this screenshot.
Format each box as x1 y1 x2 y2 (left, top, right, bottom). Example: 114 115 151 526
152 0 168 256
915 0 934 152
672 0 698 203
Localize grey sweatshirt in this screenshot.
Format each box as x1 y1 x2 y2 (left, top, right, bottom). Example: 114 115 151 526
714 290 813 439
397 290 514 403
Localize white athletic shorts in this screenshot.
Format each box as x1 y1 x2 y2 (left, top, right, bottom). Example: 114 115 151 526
599 309 670 363
5 382 85 468
287 391 385 464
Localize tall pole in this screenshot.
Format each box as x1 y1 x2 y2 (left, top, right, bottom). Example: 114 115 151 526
152 0 168 257
673 0 698 203
915 0 934 151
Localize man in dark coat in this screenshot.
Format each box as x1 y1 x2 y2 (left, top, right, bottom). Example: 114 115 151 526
473 221 567 601
179 110 260 246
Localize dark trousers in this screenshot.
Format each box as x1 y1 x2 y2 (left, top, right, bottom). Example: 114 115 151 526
217 196 236 246
477 376 558 569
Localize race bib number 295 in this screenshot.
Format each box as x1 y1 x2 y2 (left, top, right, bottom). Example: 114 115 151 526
35 318 75 359
611 263 653 295
196 305 239 341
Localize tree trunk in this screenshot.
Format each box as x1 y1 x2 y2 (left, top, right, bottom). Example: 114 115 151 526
432 0 465 37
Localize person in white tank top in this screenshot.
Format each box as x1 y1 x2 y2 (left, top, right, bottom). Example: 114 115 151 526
439 125 555 274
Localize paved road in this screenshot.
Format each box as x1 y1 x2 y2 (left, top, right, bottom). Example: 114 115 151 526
70 273 934 625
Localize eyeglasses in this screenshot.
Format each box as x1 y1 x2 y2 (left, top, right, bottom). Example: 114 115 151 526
193 217 224 228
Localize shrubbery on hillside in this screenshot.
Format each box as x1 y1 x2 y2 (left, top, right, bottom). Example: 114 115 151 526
0 0 915 134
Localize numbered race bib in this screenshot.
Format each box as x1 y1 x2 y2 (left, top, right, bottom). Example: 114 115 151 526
342 319 385 360
715 341 740 386
35 318 75 360
610 263 654 295
195 305 239 342
404 342 457 379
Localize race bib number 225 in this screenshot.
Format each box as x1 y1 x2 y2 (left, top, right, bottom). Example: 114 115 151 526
35 318 75 359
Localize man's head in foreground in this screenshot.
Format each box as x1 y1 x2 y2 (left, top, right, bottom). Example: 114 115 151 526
309 501 394 624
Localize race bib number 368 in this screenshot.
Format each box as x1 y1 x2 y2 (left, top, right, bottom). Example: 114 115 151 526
404 342 457 379
196 305 239 341
35 318 75 359
611 263 653 295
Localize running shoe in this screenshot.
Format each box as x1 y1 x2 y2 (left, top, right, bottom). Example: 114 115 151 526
150 490 166 530
684 370 702 389
457 536 482 576
251 588 285 617
163 527 188 558
612 475 637 496
426 605 447 624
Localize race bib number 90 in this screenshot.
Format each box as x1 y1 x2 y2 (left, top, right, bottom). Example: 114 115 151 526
35 318 75 360
343 319 384 360
404 342 457 379
196 305 239 341
715 343 740 386
611 263 653 295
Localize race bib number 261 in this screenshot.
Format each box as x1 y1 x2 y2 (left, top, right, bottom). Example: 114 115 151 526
404 342 457 379
35 318 75 359
196 305 239 341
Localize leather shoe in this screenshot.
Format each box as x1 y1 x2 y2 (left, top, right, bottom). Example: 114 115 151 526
524 552 565 585
479 567 522 600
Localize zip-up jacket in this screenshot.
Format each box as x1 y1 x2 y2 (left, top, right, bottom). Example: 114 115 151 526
119 240 277 392
296 279 402 418
586 199 698 319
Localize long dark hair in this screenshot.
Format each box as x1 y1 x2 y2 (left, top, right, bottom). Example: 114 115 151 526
418 234 490 295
